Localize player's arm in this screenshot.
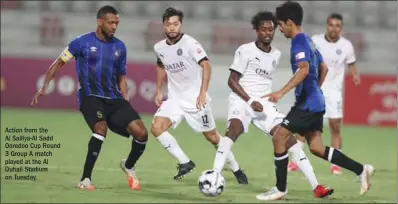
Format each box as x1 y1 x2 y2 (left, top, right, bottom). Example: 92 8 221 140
346 42 360 85
198 59 211 95
318 62 329 86
190 41 211 95
228 70 250 102
279 61 309 95
117 46 128 100
155 57 166 95
228 48 251 102
31 38 80 105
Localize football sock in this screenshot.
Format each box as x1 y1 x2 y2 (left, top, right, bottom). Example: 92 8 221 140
323 146 364 175
296 139 305 149
156 131 190 164
288 143 318 190
125 139 147 169
213 136 234 173
215 138 240 172
81 133 104 181
274 151 289 192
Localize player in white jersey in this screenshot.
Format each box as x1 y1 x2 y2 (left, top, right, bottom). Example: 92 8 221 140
211 11 333 199
288 13 361 175
151 7 248 184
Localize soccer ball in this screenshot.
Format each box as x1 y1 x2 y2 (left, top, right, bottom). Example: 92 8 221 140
198 170 225 197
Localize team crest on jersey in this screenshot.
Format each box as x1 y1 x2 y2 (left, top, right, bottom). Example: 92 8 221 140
272 60 277 68
114 49 121 59
336 49 342 55
177 48 183 56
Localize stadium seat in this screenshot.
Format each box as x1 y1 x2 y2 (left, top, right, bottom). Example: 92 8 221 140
47 1 68 12
333 1 356 26
141 2 163 17
21 1 44 11
312 1 333 25
357 1 380 27
95 1 118 11
191 1 213 20
212 2 237 20
384 2 396 29
71 1 94 13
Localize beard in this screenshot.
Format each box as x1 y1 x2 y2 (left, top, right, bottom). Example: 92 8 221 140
165 32 180 40
101 29 113 40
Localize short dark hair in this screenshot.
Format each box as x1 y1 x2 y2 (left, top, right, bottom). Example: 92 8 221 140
97 5 118 19
275 1 303 26
162 7 184 23
327 13 343 24
251 11 277 30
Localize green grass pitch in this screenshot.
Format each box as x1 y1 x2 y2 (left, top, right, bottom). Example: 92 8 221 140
1 108 396 203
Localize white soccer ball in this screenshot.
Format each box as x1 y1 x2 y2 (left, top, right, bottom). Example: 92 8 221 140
198 170 225 197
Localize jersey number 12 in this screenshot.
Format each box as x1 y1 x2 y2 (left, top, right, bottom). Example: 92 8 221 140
202 115 209 126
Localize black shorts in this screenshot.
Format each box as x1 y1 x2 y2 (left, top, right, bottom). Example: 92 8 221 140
281 106 324 136
79 95 141 137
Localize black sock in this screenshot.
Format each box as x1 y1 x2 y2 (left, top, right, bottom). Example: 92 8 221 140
81 134 104 181
274 151 288 192
323 146 364 175
125 139 147 169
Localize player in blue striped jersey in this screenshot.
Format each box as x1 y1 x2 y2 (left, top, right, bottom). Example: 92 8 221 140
31 5 147 191
256 2 374 201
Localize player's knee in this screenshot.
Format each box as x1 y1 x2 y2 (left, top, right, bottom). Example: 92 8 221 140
308 144 323 157
225 119 244 142
329 120 341 135
150 122 166 137
93 121 108 136
203 130 220 145
134 127 148 142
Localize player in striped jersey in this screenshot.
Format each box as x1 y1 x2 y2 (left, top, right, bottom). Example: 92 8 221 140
31 6 147 191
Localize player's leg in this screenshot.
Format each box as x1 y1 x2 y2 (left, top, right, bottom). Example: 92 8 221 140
77 96 108 190
213 119 246 174
329 118 343 174
326 96 344 174
150 100 194 180
287 134 306 172
203 129 248 184
251 104 321 192
107 99 148 190
304 112 374 195
256 107 330 201
212 99 250 175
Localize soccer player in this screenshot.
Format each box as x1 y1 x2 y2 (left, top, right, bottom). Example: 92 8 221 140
151 7 248 184
211 11 332 198
31 6 147 191
288 13 361 175
256 2 374 200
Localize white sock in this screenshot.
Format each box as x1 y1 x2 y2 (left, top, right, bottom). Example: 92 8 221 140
215 137 240 172
289 142 319 190
156 131 190 164
213 137 234 173
296 138 305 149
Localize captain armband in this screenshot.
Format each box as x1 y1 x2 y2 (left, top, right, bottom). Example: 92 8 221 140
59 47 74 62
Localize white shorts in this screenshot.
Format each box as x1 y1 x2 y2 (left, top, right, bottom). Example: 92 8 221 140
227 94 285 137
154 98 216 133
324 91 343 119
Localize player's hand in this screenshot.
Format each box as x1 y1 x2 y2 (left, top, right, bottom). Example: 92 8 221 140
196 92 207 110
263 91 283 103
250 101 263 112
352 74 361 86
154 92 163 107
31 86 47 105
